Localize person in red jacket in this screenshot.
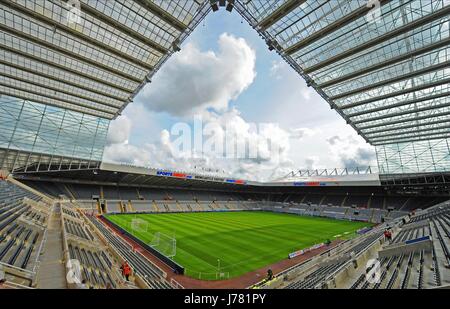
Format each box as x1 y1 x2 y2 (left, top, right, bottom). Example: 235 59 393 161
121 261 132 281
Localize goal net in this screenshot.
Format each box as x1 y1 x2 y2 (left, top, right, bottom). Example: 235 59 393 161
130 218 148 234
149 232 176 258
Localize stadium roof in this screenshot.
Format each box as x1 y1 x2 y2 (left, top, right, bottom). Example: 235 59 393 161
1 0 449 175
0 0 209 119
236 0 450 146
13 161 382 189
12 162 450 194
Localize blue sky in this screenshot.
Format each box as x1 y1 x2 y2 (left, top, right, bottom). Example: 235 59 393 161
103 8 376 181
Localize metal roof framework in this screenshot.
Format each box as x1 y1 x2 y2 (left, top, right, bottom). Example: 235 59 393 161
0 0 210 119
235 0 450 146
1 0 449 138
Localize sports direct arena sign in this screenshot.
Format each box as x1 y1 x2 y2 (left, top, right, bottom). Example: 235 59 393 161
288 243 325 259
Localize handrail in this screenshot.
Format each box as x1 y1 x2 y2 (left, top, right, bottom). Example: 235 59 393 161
319 231 385 287
0 261 35 277
2 281 35 289
32 226 48 274
135 249 167 279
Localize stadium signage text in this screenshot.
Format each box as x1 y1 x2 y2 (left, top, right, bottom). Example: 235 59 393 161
156 170 193 179
288 243 325 259
405 235 431 245
226 179 246 184
156 170 245 184
293 181 327 186
357 226 372 234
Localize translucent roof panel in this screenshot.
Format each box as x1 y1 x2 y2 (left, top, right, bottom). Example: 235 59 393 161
236 0 450 145
0 0 208 119
2 0 449 173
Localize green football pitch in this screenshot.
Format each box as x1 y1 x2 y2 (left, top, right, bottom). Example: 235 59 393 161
105 211 370 280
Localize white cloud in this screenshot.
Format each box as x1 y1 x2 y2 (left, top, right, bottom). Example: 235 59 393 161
136 33 256 117
304 156 320 170
104 108 302 181
289 127 315 139
104 31 378 181
269 60 286 80
326 133 376 168
106 115 131 145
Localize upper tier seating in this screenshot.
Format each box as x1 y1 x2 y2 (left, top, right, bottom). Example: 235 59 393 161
22 181 448 212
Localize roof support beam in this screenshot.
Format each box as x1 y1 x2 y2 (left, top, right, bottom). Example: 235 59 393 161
319 37 450 88
5 1 155 71
0 90 114 119
330 60 450 100
338 77 450 109
374 135 450 145
0 82 116 116
257 0 307 31
134 0 188 32
353 101 450 125
347 91 450 118
0 24 143 84
285 0 390 55
372 131 450 145
363 118 450 135
0 57 127 102
302 5 450 73
1 69 122 110
0 43 134 95
366 124 450 140
78 1 169 55
359 110 450 130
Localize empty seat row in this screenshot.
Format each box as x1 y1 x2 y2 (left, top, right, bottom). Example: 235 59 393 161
62 207 80 219
0 223 39 270
64 219 93 241
22 210 46 225
67 243 116 289
286 232 383 289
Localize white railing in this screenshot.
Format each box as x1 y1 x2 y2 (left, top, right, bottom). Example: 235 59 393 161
280 166 378 179
32 227 48 274
0 261 36 281
2 281 34 289
134 249 167 279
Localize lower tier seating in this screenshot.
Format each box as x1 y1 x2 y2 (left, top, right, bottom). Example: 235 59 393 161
87 215 172 289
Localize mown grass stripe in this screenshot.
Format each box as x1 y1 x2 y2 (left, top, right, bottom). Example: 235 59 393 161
105 211 370 279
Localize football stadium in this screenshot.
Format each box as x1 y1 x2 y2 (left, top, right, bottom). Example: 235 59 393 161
0 0 450 294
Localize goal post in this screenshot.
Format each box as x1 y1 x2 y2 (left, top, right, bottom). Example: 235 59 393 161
129 218 177 259
149 232 176 259
130 218 148 234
